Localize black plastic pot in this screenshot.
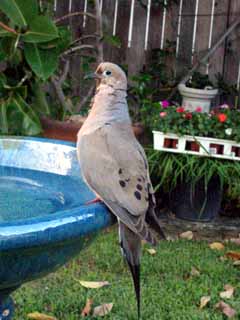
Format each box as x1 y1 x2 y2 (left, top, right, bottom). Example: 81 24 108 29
169 176 222 222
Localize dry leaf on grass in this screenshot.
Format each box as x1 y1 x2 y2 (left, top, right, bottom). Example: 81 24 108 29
27 312 57 320
199 296 211 309
215 301 236 318
226 251 240 261
93 303 113 317
179 231 193 240
233 260 240 266
78 281 110 289
146 248 156 255
81 299 93 317
220 285 235 299
209 242 225 250
190 267 200 277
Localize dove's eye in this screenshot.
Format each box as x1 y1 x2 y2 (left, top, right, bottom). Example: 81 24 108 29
103 70 112 76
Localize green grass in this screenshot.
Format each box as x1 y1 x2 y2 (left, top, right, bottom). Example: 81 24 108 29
14 226 240 319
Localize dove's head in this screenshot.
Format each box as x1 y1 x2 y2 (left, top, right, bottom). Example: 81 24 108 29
94 62 127 91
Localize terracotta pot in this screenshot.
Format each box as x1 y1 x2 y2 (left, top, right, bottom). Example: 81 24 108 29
40 117 144 142
190 141 200 152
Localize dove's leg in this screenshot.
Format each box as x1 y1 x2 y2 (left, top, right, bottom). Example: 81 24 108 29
119 221 141 319
85 197 102 205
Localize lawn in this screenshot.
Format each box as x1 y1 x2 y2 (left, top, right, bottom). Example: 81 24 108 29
14 226 240 320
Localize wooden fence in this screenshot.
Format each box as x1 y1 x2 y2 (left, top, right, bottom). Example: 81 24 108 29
46 0 240 101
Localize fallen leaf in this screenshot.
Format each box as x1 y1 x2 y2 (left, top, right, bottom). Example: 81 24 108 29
233 260 240 266
93 303 113 317
190 267 200 277
78 281 110 289
209 242 225 250
146 248 156 255
220 285 235 299
229 238 240 246
27 312 57 320
215 301 236 318
179 231 193 240
81 299 93 317
199 296 211 309
226 251 240 260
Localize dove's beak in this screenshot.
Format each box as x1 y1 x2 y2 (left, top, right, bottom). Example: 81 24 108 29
84 72 102 80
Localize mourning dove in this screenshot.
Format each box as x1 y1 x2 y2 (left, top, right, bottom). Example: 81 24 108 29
77 62 165 318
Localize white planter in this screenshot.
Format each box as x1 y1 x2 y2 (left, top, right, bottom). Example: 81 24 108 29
153 131 240 161
178 83 218 113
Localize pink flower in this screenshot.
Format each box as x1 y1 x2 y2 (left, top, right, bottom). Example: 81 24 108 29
161 100 170 108
195 106 202 112
160 112 167 118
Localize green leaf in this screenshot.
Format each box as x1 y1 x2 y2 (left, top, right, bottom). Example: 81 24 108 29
22 16 58 43
24 43 58 80
0 28 13 38
0 0 38 27
0 102 9 134
11 93 42 135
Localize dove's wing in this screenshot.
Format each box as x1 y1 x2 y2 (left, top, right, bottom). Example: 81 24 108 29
78 122 157 244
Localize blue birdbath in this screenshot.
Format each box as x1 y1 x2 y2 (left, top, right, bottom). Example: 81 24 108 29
0 137 113 320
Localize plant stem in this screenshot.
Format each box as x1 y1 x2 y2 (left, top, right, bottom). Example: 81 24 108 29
0 21 17 34
54 12 96 24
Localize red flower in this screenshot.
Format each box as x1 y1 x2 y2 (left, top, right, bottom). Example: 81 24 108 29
185 112 193 120
176 107 185 113
217 113 227 123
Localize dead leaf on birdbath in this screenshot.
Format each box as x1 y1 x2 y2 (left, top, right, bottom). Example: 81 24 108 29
146 248 156 255
199 296 211 309
220 285 235 299
209 242 225 250
27 312 57 320
225 251 240 261
179 231 193 240
81 299 93 317
93 303 113 317
190 267 200 277
215 301 236 318
78 281 110 289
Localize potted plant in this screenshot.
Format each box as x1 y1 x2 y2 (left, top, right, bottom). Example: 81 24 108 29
178 72 218 113
147 102 240 221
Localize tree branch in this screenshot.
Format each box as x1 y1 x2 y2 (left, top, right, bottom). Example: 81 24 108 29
62 45 97 57
75 85 95 113
54 12 96 24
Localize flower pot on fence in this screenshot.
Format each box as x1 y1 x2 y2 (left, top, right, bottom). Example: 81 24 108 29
153 131 240 161
178 83 218 113
169 176 222 222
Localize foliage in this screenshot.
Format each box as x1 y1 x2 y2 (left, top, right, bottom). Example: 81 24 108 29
186 72 215 90
13 229 240 319
0 0 72 135
147 148 240 199
150 103 240 142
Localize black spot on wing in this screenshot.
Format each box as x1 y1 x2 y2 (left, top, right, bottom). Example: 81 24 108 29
134 191 141 200
118 168 122 175
136 184 143 191
119 180 126 187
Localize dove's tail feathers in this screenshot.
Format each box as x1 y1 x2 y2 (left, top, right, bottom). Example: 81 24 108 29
146 198 166 241
119 222 141 319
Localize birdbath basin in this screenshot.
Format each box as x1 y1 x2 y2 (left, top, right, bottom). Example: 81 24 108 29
0 137 113 320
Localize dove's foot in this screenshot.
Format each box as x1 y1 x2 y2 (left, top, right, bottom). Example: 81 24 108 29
85 197 102 205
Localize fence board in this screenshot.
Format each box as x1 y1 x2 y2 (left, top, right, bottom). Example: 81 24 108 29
223 0 240 85
208 0 229 82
